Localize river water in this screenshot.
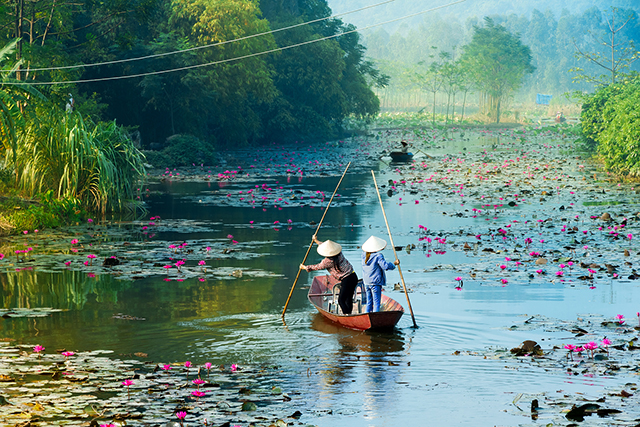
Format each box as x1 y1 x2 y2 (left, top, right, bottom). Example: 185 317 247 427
2 127 640 426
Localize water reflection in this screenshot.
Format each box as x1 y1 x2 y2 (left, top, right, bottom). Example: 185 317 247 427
310 314 407 420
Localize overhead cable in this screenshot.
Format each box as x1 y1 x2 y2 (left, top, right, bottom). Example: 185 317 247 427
4 0 466 86
15 0 398 73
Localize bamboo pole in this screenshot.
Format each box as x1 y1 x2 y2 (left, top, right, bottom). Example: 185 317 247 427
371 170 418 328
281 162 351 320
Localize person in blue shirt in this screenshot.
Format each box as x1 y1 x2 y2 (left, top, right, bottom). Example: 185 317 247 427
361 236 399 313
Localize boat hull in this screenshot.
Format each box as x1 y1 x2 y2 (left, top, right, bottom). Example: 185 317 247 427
389 152 413 162
308 275 404 331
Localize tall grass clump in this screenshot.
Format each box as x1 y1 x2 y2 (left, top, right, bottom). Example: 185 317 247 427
9 109 146 214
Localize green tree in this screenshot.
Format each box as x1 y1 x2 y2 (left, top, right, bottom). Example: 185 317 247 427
461 17 534 123
438 52 467 124
138 33 202 136
412 47 442 124
168 0 277 144
0 40 45 183
261 0 384 141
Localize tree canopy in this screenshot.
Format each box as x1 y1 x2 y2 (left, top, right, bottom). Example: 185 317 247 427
460 17 535 122
0 0 385 148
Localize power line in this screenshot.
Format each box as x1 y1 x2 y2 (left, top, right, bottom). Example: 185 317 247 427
5 0 465 86
15 0 398 73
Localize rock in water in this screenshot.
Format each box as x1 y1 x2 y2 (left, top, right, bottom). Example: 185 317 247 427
510 340 543 356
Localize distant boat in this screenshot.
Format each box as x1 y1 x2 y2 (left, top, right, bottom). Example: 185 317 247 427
389 151 414 162
307 275 404 331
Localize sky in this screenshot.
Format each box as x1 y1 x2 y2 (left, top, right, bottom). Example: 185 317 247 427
325 0 639 34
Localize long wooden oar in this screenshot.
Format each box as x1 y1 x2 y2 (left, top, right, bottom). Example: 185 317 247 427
371 170 418 328
281 162 351 320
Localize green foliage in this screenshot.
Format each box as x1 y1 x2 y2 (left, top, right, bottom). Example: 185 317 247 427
8 108 146 214
0 41 47 180
262 5 384 142
578 84 624 152
594 79 640 176
461 18 535 123
144 134 216 168
7 191 86 231
1 0 387 148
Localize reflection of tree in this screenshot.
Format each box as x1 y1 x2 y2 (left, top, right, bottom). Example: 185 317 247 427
0 270 119 309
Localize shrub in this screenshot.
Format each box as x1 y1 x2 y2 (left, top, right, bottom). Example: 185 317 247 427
598 81 640 176
10 108 146 214
144 134 217 168
579 84 624 152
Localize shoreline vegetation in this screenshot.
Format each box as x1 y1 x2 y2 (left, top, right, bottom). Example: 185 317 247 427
0 112 626 237
3 104 640 237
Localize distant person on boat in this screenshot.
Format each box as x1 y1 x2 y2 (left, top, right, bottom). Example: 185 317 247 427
555 111 566 123
398 140 409 153
300 236 359 315
361 236 399 313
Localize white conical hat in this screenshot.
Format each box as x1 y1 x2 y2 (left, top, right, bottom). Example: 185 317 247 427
317 240 342 257
362 235 387 253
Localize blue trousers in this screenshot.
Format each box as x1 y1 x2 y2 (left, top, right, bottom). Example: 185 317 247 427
365 285 382 313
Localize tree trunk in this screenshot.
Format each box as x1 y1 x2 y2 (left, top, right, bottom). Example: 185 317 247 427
461 90 467 120
15 0 24 80
445 92 451 124
42 0 57 46
432 91 437 125
451 92 456 123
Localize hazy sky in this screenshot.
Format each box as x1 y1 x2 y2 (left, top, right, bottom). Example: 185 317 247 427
325 0 639 33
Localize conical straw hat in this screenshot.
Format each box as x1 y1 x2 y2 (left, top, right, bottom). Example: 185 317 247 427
317 240 342 257
362 235 387 253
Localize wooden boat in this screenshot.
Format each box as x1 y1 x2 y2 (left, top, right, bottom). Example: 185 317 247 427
307 275 404 331
389 151 414 162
